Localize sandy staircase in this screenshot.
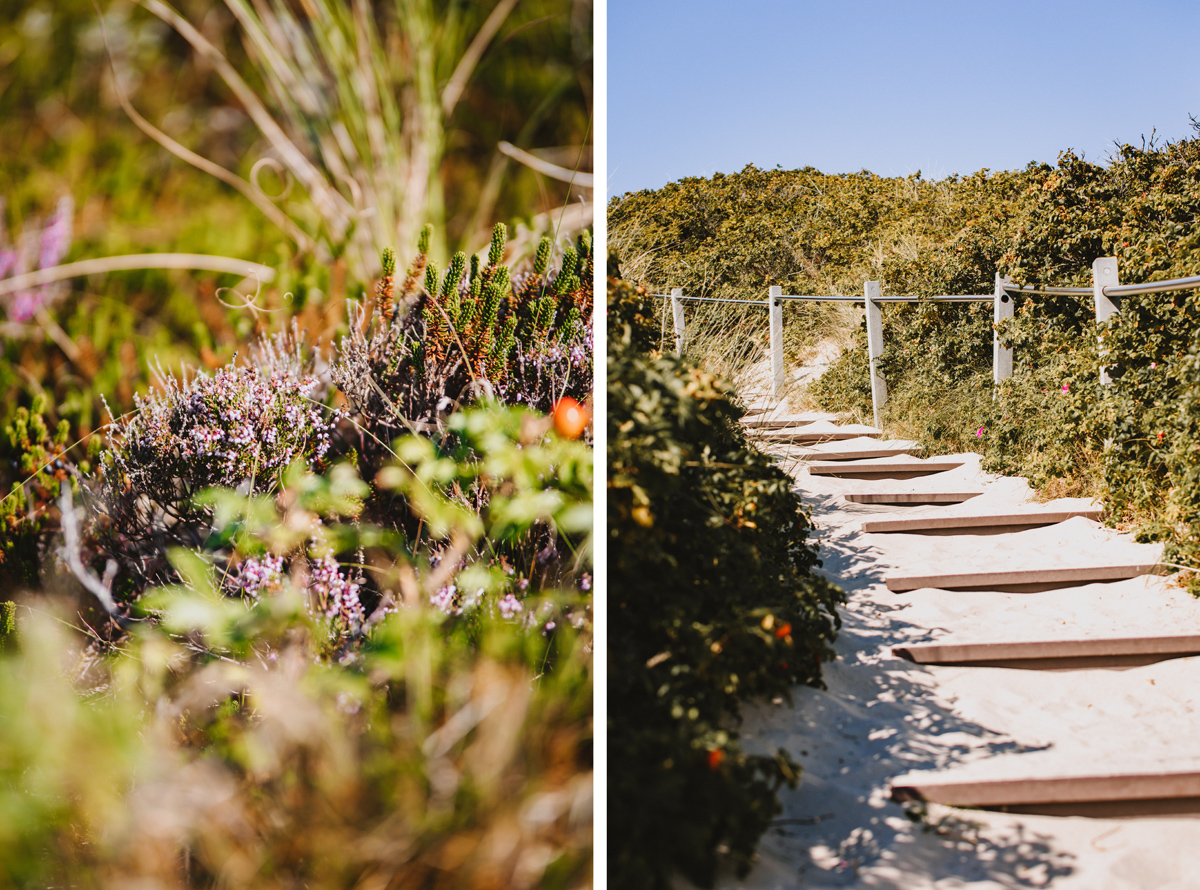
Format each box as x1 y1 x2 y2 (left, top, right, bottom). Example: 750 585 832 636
725 400 1200 888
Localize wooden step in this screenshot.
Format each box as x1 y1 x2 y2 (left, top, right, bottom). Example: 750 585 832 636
861 506 1103 533
844 491 982 505
893 634 1200 670
798 441 922 461
740 412 838 429
760 422 881 444
892 770 1200 817
808 458 964 478
886 563 1160 592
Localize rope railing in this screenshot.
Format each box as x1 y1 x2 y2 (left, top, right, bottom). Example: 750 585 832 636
1001 283 1092 296
654 284 1003 427
656 257 1200 426
997 272 1200 299
657 292 993 304
1104 272 1200 298
650 294 769 305
777 293 991 303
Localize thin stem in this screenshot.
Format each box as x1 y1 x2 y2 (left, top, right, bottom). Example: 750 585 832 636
441 0 519 117
498 141 593 188
95 0 317 253
0 254 276 298
140 0 353 231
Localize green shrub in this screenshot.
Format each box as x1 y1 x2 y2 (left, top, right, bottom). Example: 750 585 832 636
809 323 872 419
607 280 844 888
0 398 80 591
0 600 15 652
1163 329 1200 587
636 139 1200 572
0 399 593 888
605 271 661 354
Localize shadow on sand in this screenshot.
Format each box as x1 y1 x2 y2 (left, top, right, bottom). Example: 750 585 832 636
710 487 1078 888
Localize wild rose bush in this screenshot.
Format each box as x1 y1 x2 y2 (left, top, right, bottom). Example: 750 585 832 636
607 275 842 890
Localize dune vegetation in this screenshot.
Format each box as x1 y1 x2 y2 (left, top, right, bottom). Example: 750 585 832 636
0 1 593 886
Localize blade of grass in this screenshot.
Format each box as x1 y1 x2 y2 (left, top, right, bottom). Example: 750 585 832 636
0 254 276 297
141 0 355 234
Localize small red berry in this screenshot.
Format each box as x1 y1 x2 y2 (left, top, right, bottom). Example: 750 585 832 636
707 749 725 770
552 397 590 439
774 622 792 638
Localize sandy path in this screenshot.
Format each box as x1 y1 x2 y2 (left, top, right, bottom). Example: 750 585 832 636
715 423 1200 890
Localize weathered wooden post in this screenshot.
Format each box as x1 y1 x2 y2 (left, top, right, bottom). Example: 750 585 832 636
769 285 784 401
864 280 887 430
993 273 1014 384
1092 257 1119 386
671 287 685 354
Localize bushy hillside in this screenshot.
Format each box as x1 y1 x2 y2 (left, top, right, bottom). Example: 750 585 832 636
610 129 1200 585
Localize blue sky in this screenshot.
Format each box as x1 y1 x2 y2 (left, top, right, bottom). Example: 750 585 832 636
607 0 1200 198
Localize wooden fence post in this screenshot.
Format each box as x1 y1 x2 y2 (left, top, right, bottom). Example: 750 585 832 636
769 285 784 401
671 287 685 354
993 273 1014 384
864 280 887 430
1092 257 1119 386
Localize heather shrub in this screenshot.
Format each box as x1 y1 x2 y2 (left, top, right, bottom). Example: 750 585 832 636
607 278 844 888
71 221 594 620
334 225 593 458
94 329 340 600
0 396 592 888
103 363 336 500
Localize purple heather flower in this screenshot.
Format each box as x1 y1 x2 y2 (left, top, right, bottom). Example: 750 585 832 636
431 583 459 615
226 553 287 598
5 195 73 322
10 292 40 322
0 250 17 280
112 362 340 494
308 555 364 629
498 592 523 619
38 196 73 271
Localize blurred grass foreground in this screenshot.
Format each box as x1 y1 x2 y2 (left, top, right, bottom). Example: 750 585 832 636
0 1 593 886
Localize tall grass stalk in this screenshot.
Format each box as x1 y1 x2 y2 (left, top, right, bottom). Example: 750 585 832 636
114 0 579 282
